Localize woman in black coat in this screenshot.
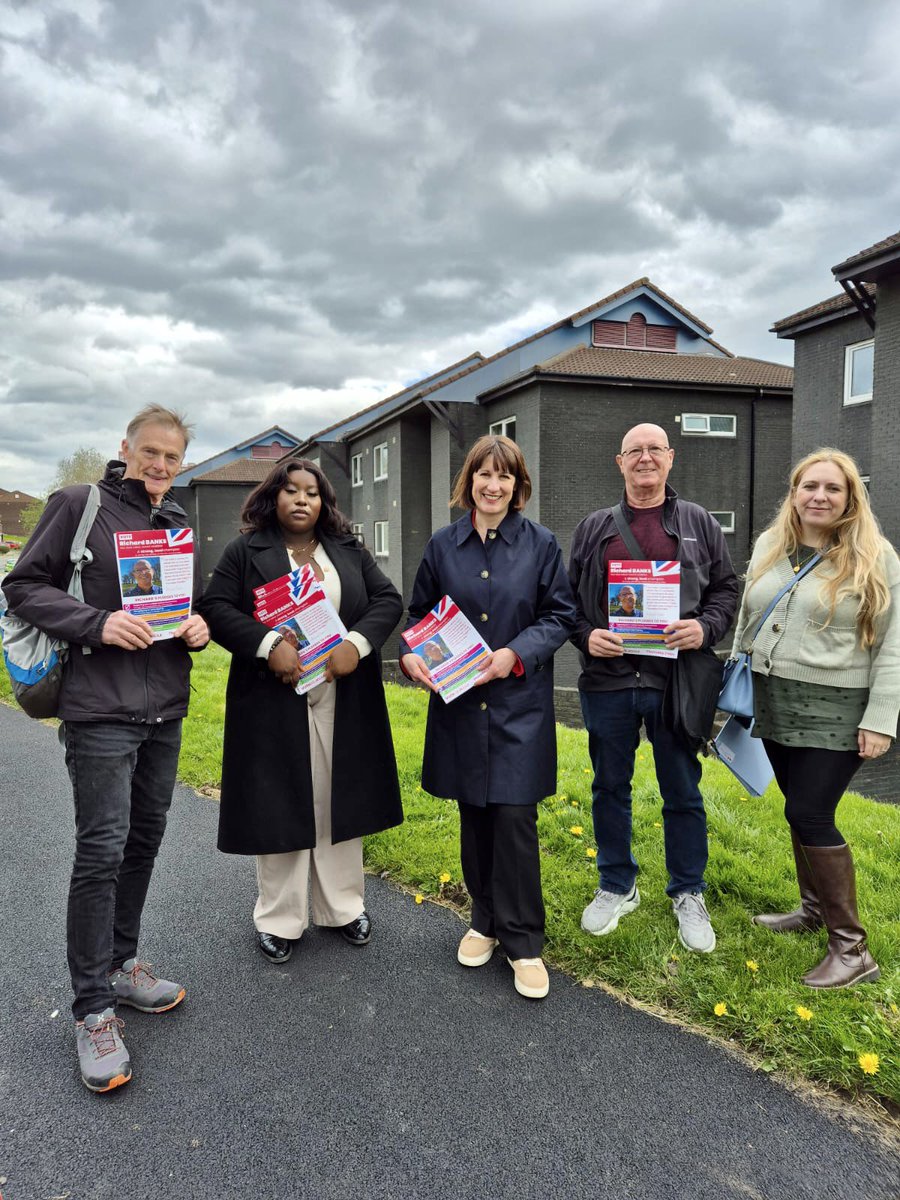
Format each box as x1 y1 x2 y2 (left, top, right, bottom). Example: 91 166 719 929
199 460 403 964
401 435 576 1000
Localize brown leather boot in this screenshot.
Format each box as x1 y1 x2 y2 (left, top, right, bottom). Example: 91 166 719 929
753 829 823 933
801 844 880 989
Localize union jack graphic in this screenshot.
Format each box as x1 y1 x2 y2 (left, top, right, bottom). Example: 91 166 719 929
651 560 680 577
166 528 193 546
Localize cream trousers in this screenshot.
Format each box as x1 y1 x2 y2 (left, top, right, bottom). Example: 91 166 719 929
253 679 364 939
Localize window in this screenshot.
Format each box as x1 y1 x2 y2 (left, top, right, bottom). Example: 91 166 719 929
680 413 736 437
351 454 363 487
374 521 388 557
844 340 874 405
352 522 365 544
710 511 735 533
373 443 388 481
489 415 517 442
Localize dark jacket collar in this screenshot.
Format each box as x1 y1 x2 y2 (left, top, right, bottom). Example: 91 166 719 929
100 460 188 521
454 508 524 546
621 482 678 518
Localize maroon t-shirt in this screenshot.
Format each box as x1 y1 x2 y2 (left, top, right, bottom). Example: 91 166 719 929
601 503 677 620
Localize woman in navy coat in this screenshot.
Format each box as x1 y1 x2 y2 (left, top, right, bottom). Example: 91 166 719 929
402 435 575 999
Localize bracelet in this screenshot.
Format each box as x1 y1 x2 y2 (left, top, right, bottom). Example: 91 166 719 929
267 634 284 657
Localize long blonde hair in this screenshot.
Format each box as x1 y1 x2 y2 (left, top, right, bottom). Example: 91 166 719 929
750 448 893 647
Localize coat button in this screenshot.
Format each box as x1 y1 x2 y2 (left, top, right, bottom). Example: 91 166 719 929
479 702 487 711
487 530 497 539
481 570 489 579
772 623 781 632
480 612 488 622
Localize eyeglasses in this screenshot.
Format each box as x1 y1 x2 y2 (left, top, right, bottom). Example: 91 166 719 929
620 444 671 462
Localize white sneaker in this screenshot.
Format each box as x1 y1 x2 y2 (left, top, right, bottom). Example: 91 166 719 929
581 885 640 936
457 928 499 967
673 891 716 953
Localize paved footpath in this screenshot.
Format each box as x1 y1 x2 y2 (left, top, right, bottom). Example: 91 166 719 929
1 704 898 1200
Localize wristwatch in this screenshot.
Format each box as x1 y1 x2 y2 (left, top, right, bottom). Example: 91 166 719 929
267 634 285 657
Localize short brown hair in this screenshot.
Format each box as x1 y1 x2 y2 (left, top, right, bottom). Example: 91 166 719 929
125 405 194 450
449 435 532 512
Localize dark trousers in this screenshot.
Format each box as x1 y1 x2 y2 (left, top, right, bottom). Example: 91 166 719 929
580 687 708 897
762 740 862 847
458 802 545 959
63 719 182 1019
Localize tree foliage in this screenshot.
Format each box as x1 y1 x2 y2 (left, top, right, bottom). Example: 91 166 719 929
50 447 108 491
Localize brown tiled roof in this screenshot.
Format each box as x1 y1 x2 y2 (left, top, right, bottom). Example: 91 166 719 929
770 286 874 333
516 346 793 389
415 278 733 404
0 487 38 502
833 230 900 275
182 426 301 476
191 459 276 484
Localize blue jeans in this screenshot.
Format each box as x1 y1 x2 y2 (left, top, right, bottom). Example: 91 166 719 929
63 719 182 1019
579 688 707 897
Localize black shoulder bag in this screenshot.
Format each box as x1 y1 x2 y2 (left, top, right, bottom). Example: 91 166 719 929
610 504 722 752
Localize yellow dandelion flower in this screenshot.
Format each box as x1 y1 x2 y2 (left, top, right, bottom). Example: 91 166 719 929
586 848 597 858
570 800 579 807
858 1053 880 1076
439 872 451 884
570 825 583 836
795 1006 813 1021
559 794 567 801
714 1002 728 1017
414 894 424 905
583 768 592 774
745 960 759 973
890 1002 899 1016
653 822 662 828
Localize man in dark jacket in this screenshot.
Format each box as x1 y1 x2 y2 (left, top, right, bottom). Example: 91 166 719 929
2 405 209 1093
569 423 737 954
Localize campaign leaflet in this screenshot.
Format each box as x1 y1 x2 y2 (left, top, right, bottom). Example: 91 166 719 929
254 564 348 696
404 595 492 704
607 560 681 659
115 528 194 641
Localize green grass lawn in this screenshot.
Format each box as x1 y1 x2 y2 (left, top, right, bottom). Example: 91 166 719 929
3 645 898 1111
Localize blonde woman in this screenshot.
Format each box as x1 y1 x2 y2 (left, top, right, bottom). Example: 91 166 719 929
733 449 900 988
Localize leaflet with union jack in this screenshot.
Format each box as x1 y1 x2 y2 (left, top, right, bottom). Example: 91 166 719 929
114 528 195 641
607 559 680 659
404 594 492 704
254 563 348 695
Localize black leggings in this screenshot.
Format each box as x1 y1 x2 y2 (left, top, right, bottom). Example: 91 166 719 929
762 740 863 847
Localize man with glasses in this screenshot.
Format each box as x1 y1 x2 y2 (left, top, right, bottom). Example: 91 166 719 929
568 423 737 952
124 559 161 597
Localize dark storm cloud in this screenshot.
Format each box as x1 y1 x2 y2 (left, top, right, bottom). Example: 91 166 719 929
2 0 899 489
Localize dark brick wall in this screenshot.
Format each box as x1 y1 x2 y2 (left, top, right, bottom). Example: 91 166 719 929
790 312 873 471
193 484 252 580
869 276 900 545
751 397 793 538
397 414 432 601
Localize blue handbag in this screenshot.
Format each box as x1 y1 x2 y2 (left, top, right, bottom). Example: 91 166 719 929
719 552 821 719
710 715 774 797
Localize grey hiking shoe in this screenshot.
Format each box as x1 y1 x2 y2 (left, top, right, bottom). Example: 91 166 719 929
673 891 716 953
76 1008 132 1093
110 959 185 1013
581 885 640 936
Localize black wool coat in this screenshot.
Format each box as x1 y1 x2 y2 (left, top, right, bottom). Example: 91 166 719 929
198 525 404 855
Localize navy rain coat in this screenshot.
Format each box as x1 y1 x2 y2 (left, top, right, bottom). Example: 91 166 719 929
404 510 576 807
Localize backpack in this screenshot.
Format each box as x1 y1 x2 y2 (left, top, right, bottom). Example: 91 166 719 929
0 484 102 719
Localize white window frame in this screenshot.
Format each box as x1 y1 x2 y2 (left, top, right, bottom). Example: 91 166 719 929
351 454 363 487
351 522 365 544
843 339 874 406
374 520 388 557
680 413 737 437
710 511 735 533
489 415 517 439
373 443 388 481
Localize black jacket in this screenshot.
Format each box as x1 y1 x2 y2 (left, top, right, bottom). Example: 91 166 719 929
568 485 738 692
198 526 403 853
2 464 201 723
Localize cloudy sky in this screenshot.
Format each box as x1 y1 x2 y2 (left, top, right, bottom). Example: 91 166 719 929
3 0 899 492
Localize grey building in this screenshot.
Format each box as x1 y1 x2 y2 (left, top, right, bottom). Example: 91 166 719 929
295 279 793 696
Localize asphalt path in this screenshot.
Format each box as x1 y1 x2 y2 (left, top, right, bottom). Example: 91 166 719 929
1 703 898 1200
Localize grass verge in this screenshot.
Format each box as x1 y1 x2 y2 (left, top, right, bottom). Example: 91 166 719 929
3 645 898 1111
